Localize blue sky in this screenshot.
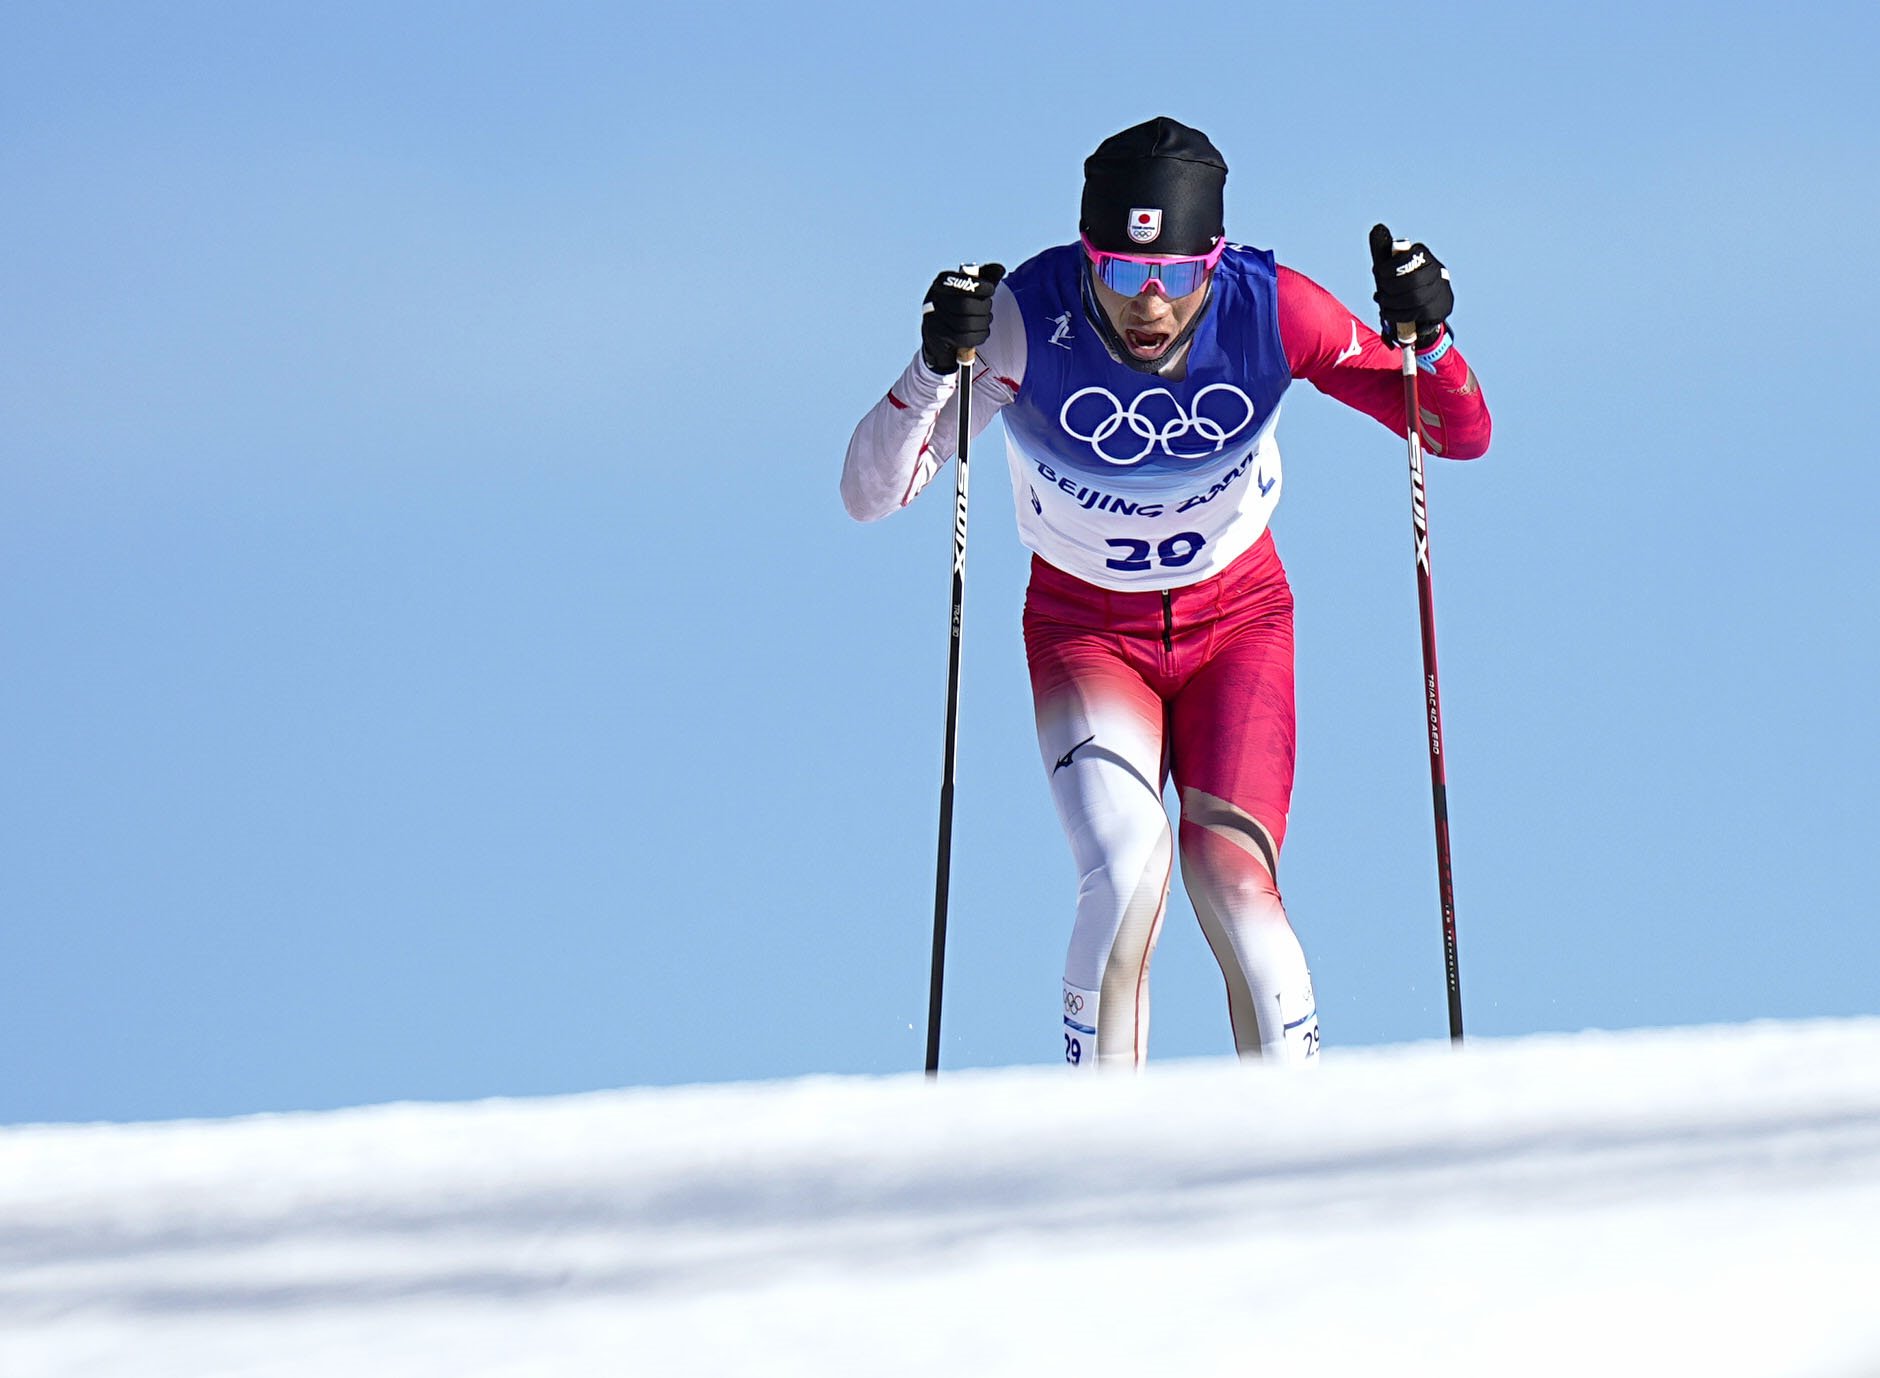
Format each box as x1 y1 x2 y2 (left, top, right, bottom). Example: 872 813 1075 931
4 2 1876 1123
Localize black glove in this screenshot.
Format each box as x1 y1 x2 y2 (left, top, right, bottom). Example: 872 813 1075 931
920 262 1005 374
1369 224 1454 350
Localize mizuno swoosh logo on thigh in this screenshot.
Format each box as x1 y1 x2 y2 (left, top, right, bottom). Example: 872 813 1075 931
1053 734 1097 773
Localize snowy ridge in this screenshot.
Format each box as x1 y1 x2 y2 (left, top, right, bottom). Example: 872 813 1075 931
4 1019 1880 1378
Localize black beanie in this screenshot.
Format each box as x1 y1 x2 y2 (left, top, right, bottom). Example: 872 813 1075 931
1080 117 1227 256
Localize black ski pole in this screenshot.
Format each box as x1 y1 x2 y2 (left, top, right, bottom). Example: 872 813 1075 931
926 338 975 1077
1395 320 1466 1044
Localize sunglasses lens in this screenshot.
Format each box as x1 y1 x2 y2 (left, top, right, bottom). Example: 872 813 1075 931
1097 257 1152 296
1095 254 1207 298
1155 260 1208 296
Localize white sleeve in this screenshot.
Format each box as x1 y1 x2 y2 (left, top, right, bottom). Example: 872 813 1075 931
839 281 1026 522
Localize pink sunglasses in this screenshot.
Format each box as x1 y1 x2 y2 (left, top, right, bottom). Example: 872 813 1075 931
1080 232 1226 298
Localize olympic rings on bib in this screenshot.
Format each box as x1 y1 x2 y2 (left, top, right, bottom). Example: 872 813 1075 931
1058 384 1258 465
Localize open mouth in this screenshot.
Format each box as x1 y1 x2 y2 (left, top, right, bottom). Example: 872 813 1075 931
1124 327 1170 358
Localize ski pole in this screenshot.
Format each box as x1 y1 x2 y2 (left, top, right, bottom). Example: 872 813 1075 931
1396 321 1466 1044
926 341 975 1077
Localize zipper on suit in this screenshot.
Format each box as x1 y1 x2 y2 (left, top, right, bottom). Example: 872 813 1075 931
1161 589 1174 653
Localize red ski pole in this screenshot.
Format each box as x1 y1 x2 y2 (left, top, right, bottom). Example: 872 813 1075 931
1396 320 1465 1044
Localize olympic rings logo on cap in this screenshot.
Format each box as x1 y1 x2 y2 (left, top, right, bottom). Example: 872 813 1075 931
1059 384 1257 465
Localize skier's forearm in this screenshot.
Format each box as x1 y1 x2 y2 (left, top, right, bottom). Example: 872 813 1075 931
841 353 961 522
1404 334 1491 459
1309 332 1490 459
842 295 1022 521
1278 264 1492 460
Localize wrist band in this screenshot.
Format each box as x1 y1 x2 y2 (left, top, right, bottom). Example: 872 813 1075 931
1415 329 1454 373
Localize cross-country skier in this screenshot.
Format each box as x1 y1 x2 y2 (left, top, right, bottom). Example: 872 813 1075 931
842 117 1491 1069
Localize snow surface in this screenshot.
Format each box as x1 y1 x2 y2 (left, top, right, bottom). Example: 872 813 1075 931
3 1020 1879 1378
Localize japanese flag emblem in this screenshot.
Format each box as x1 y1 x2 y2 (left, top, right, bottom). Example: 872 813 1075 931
1127 208 1162 244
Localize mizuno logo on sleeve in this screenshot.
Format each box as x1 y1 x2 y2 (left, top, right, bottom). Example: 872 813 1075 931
1336 320 1362 364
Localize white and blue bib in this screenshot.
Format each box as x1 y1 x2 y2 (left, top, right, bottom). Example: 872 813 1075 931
1002 243 1292 590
